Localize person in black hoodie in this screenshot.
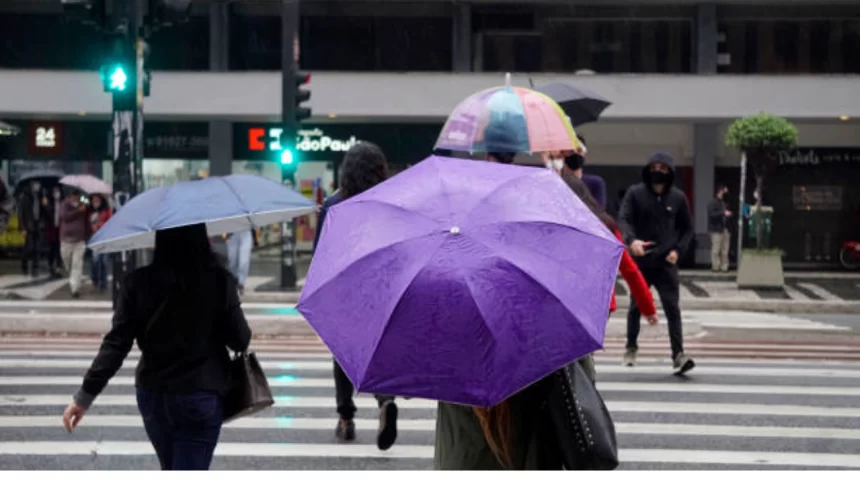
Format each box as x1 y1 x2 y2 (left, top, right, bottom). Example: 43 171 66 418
617 152 695 375
62 223 252 470
315 141 399 451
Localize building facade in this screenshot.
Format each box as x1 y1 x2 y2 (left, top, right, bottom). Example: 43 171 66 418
1 0 859 265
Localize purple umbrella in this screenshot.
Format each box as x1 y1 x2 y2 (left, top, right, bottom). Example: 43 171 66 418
297 155 623 407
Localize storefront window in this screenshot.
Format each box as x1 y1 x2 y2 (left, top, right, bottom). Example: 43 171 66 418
719 18 860 74
141 159 210 190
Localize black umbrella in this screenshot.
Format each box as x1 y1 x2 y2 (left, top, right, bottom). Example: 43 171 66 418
535 82 612 127
13 169 65 197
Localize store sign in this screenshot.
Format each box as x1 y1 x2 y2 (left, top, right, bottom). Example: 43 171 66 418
146 134 208 151
297 128 358 153
27 121 63 156
247 127 359 153
779 148 860 166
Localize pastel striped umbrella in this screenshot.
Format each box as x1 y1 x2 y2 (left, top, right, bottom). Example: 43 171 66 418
435 73 585 155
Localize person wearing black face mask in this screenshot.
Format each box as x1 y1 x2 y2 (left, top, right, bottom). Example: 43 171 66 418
617 152 695 375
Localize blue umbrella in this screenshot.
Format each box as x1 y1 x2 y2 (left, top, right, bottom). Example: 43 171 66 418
89 174 316 254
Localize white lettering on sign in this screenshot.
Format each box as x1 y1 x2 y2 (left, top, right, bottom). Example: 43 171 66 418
296 128 358 152
779 150 820 166
268 128 284 151
35 127 56 148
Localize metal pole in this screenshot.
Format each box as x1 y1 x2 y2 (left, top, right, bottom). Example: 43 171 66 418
111 0 144 307
736 151 747 269
280 0 298 290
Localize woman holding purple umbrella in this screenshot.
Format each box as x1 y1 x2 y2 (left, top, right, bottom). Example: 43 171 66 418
313 141 400 451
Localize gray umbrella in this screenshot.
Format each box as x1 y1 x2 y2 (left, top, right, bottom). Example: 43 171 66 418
535 82 612 127
13 169 65 196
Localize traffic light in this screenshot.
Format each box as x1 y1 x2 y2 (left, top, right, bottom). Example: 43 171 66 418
61 0 105 30
147 0 192 31
101 64 129 92
293 69 312 125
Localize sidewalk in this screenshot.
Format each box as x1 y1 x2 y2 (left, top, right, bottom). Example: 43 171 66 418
1 258 858 313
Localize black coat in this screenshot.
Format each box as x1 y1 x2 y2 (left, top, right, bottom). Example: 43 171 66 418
313 190 343 252
74 264 252 408
618 157 694 268
707 197 728 233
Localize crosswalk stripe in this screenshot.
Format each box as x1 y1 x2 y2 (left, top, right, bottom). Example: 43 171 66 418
3 360 860 379
3 394 859 418
1 441 858 468
2 416 859 441
4 351 860 368
2 376 858 397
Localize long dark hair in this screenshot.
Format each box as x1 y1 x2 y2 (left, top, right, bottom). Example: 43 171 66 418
339 142 389 200
152 223 218 292
561 171 619 232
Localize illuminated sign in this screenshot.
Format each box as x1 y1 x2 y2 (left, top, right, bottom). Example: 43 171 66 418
27 121 64 156
247 127 358 153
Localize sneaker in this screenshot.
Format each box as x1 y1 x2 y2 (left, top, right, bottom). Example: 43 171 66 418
673 352 696 375
622 348 637 367
335 419 355 443
376 400 399 451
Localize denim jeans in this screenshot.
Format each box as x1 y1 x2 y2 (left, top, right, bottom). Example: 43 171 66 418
136 388 224 471
90 253 108 291
226 230 252 286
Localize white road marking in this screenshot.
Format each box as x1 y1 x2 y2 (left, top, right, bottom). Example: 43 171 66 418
3 359 860 379
3 376 860 396
798 282 842 301
3 395 860 418
0 441 858 467
2 416 859 441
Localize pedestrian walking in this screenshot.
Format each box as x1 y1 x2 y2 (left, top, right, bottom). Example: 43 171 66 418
617 152 695 374
561 171 659 376
17 180 46 277
313 142 399 451
555 135 608 208
708 183 732 272
43 186 64 278
62 223 252 471
58 191 89 298
88 195 112 291
226 229 252 294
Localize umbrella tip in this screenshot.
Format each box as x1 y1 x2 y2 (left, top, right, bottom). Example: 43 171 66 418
505 72 512 88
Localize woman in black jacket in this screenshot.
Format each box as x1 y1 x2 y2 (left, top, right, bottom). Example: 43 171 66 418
314 142 400 451
62 223 252 471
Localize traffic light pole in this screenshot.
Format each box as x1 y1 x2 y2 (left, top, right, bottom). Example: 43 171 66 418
111 0 146 306
280 0 299 290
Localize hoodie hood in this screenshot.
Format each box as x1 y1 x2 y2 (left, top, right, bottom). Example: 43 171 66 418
641 151 676 191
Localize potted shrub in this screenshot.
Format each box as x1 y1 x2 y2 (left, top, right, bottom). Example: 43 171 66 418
725 112 798 288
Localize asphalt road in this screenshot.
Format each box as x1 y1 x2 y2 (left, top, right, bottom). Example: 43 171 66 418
0 337 859 470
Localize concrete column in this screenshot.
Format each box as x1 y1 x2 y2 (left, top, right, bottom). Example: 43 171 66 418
208 0 232 177
452 3 472 72
696 3 718 74
691 4 720 265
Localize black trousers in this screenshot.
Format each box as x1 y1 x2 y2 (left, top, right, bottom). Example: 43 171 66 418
46 240 61 274
21 230 42 276
333 361 393 420
626 264 685 359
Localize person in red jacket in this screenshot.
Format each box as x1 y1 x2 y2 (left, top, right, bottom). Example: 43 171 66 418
561 171 658 329
88 195 113 292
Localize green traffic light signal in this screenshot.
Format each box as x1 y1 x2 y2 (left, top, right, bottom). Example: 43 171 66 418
109 66 128 91
280 149 295 166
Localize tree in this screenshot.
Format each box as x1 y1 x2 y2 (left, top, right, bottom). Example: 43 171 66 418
726 112 799 249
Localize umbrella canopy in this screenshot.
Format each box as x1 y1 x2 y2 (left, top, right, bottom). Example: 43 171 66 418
13 169 64 196
435 75 585 155
60 174 112 195
89 174 316 254
298 155 623 407
534 82 612 127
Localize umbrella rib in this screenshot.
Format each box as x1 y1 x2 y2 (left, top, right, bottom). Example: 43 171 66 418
352 235 449 387
461 227 617 337
346 199 445 225
217 177 255 229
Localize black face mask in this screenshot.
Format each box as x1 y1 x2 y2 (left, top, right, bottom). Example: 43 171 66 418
648 171 671 185
564 154 585 171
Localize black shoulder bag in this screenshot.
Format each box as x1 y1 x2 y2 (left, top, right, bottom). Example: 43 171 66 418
546 359 619 470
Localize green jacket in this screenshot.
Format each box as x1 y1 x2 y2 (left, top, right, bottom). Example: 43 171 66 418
433 377 563 470
433 354 596 470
